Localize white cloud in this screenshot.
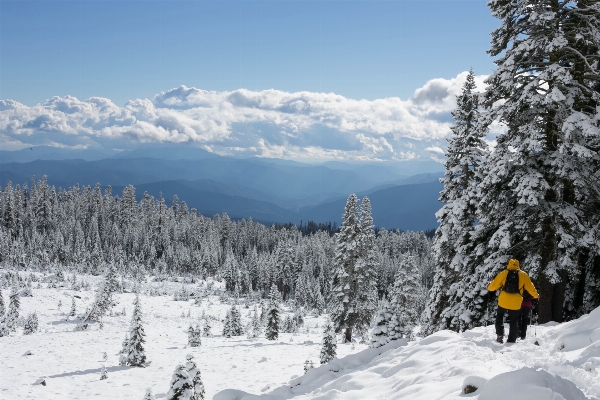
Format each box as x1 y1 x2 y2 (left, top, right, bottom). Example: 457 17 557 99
0 72 488 161
425 146 445 155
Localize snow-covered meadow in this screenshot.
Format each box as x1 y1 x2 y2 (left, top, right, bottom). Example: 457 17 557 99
2 273 600 400
0 275 365 399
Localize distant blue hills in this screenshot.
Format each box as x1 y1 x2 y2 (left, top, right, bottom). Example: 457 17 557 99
0 145 444 231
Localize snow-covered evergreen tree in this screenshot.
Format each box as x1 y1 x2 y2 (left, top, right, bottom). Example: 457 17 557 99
388 255 421 341
143 388 156 400
69 296 76 317
23 312 38 335
355 196 379 337
303 359 314 374
265 284 280 340
247 306 262 339
423 69 488 335
222 310 232 338
202 319 212 337
320 320 337 364
120 294 146 367
166 363 193 400
100 365 108 380
185 354 205 400
188 324 201 347
369 297 392 348
329 194 361 342
82 262 119 324
229 305 243 336
6 283 20 332
330 194 378 342
119 334 129 366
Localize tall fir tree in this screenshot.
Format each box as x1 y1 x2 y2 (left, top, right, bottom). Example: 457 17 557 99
265 284 280 340
320 320 337 364
387 255 422 341
83 262 119 324
120 294 147 367
330 194 378 342
355 196 379 336
423 69 488 334
6 282 20 332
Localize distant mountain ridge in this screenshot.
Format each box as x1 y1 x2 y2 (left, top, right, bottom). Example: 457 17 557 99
0 147 444 230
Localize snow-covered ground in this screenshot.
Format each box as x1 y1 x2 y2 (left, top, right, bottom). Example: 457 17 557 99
0 277 364 400
218 308 600 400
2 276 600 400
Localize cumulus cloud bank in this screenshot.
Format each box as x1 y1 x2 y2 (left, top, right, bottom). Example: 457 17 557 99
0 71 488 161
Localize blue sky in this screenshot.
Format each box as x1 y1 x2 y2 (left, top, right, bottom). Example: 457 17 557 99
1 1 496 105
0 1 499 161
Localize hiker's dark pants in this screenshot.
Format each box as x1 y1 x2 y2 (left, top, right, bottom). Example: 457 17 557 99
495 306 520 342
518 306 531 339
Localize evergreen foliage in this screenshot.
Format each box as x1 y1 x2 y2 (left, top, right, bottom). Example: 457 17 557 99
320 320 337 364
23 312 38 335
265 284 280 340
0 177 432 321
247 305 262 339
202 319 212 337
82 262 119 325
369 297 392 348
100 365 108 380
188 324 202 347
166 364 194 400
303 359 315 374
424 69 488 335
387 255 421 341
222 304 243 337
330 195 378 342
69 296 76 317
143 388 156 400
424 0 600 334
185 354 205 400
120 294 147 367
6 283 20 333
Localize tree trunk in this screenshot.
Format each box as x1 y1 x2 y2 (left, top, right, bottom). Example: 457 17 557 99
551 271 567 323
344 327 352 343
537 274 553 324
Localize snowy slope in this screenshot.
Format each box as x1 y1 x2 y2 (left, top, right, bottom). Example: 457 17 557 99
216 308 600 400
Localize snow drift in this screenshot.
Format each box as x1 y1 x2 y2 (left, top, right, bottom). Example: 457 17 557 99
215 307 600 399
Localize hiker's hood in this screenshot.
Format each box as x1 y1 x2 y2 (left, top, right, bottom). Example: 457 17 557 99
507 259 520 270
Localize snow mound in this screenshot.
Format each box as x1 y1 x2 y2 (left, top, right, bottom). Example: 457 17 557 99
478 368 588 400
550 307 600 352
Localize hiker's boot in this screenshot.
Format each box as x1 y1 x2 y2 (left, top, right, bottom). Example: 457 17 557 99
496 335 504 344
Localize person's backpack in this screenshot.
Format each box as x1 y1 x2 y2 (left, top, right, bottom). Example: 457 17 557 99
502 270 520 294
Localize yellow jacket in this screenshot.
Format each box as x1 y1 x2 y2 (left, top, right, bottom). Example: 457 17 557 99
487 259 539 310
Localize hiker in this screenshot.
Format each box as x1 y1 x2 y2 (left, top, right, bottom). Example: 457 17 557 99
487 259 539 343
518 289 536 340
